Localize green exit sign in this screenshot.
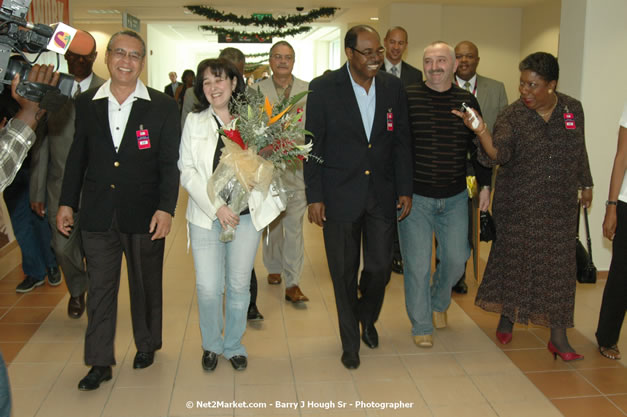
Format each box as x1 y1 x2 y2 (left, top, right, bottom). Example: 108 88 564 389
252 13 272 21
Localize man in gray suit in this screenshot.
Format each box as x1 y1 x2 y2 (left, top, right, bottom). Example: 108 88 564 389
257 41 309 303
30 31 105 318
452 40 508 294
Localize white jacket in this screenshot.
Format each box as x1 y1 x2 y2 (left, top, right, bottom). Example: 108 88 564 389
178 108 284 231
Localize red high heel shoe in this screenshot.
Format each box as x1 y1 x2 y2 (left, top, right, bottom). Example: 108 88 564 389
548 342 584 361
496 331 512 345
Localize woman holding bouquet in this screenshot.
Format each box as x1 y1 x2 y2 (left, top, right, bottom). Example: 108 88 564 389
178 58 258 372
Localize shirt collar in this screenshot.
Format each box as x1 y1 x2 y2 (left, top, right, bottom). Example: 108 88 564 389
346 62 376 94
455 74 477 90
384 57 401 73
93 78 151 102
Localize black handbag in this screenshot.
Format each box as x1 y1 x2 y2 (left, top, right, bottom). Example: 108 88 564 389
576 204 597 284
479 210 496 242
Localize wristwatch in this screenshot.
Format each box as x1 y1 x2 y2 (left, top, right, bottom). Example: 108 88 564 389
606 200 618 207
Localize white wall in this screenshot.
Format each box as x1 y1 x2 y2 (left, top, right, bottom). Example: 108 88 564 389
520 0 561 60
559 0 627 269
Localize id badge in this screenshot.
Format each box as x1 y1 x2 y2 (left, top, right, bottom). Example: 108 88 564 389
387 108 394 131
136 129 151 149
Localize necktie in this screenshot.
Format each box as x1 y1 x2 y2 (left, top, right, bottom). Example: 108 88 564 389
464 81 471 92
73 84 82 99
390 66 399 77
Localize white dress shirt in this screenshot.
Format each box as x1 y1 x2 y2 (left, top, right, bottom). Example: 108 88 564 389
92 79 151 152
384 57 402 78
455 74 477 97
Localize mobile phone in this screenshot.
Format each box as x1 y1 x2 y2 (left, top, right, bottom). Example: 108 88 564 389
461 102 480 129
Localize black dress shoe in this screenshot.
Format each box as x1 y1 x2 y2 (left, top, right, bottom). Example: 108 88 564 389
341 352 360 369
68 293 86 319
47 266 62 286
229 355 247 371
452 278 468 294
202 351 218 371
391 258 404 274
133 351 155 369
361 324 379 349
78 366 112 391
247 304 264 321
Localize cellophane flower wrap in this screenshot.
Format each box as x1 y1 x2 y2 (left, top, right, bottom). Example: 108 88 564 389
207 87 315 242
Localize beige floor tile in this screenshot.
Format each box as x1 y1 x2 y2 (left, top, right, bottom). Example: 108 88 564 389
295 382 360 409
350 355 411 381
240 335 289 359
415 375 485 407
103 386 172 417
402 353 466 378
114 360 178 387
578 367 627 395
454 350 519 375
233 384 298 415
387 332 451 355
12 342 78 363
8 361 64 389
430 402 498 417
526 370 601 398
233 358 294 385
11 387 50 417
284 318 337 338
48 363 116 393
504 348 572 372
28 324 85 343
35 385 114 417
175 356 235 387
292 356 353 383
609 394 627 413
490 399 564 417
435 329 500 352
474 371 558 403
169 382 235 416
287 336 341 358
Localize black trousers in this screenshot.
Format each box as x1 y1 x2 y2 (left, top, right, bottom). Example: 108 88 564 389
596 201 627 348
322 187 394 353
81 217 165 366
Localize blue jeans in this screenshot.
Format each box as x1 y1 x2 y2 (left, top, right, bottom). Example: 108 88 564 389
189 216 260 359
3 167 57 280
0 351 10 417
399 190 470 336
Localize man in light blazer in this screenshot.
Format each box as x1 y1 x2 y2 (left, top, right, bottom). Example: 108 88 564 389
57 30 181 391
452 40 508 294
304 26 413 369
30 31 105 319
257 41 310 304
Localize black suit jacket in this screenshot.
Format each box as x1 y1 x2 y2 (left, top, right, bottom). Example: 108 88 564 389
60 86 181 233
400 61 422 87
164 82 179 97
304 66 413 222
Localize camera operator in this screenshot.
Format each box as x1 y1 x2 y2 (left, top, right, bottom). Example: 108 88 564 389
0 64 59 192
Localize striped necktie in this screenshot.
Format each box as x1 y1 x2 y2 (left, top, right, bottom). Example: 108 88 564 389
73 84 82 99
463 81 471 92
390 66 399 77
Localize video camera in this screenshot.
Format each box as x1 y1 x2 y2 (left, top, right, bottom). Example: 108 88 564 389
0 0 89 108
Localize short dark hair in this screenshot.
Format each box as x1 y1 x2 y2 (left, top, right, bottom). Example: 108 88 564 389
519 52 559 82
345 25 379 50
181 69 195 83
219 47 246 65
193 58 246 113
107 30 146 57
270 40 295 57
384 26 408 42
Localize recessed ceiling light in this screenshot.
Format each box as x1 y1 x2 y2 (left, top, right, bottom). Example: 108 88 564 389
87 9 120 14
370 17 379 21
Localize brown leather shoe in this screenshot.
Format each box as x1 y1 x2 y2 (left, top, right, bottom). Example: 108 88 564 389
68 293 86 319
285 285 309 303
267 273 282 285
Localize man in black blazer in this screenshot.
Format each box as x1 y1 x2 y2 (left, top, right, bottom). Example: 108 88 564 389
304 25 413 370
382 27 423 87
57 31 181 391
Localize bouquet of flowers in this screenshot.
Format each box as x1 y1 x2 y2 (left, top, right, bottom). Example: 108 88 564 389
207 87 315 242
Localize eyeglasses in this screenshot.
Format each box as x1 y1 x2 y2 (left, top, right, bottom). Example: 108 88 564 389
108 48 144 62
270 54 294 61
350 47 385 59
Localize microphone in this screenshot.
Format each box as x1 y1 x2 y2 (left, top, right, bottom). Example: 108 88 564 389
47 23 94 55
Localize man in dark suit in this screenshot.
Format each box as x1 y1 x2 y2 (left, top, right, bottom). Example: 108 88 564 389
382 26 422 275
304 25 413 370
57 30 181 391
30 31 105 319
382 27 422 87
163 71 179 97
451 40 508 294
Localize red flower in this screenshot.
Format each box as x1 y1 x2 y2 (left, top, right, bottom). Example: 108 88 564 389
223 129 247 150
297 155 305 161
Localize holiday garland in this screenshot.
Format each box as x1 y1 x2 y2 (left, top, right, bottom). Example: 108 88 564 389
245 52 270 58
187 6 338 39
186 6 337 28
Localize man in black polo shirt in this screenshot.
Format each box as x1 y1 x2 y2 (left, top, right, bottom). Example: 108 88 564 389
400 41 491 348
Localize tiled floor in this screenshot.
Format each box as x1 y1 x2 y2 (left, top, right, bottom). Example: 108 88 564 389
0 189 624 417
